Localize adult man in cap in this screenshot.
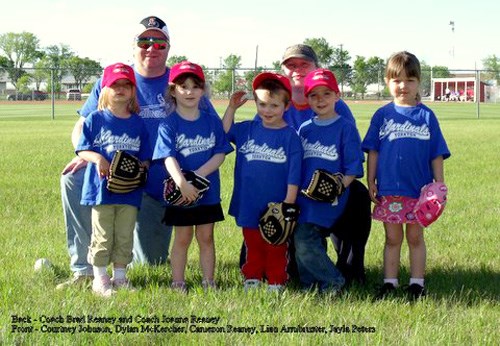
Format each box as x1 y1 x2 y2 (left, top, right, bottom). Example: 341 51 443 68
281 44 371 284
58 16 216 288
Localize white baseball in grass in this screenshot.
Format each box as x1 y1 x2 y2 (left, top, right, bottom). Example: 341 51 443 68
34 258 52 271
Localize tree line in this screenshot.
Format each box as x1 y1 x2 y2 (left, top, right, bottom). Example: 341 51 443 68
0 32 102 94
1 32 499 98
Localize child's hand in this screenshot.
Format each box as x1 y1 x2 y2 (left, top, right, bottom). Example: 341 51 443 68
229 90 248 110
178 180 200 205
141 160 150 169
96 157 110 178
367 181 379 204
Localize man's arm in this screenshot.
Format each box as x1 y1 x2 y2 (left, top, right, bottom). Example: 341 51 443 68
61 117 88 175
71 117 85 149
61 78 102 175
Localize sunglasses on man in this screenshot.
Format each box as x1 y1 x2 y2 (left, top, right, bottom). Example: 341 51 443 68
136 37 169 50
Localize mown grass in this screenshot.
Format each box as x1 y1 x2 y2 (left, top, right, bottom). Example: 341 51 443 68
0 101 498 345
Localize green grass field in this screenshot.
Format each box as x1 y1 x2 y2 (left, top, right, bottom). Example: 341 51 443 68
0 101 499 345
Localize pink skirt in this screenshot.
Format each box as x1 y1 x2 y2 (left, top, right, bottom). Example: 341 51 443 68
373 196 418 224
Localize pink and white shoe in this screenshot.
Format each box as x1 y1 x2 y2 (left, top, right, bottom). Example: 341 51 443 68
92 276 115 297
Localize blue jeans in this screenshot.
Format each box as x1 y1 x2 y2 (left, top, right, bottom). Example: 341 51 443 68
60 169 93 277
133 193 172 265
294 223 345 292
60 170 172 276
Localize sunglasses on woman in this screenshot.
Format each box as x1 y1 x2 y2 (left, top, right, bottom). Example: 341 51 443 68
136 37 169 50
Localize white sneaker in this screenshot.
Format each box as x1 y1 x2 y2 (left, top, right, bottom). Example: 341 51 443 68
244 279 261 292
92 276 115 297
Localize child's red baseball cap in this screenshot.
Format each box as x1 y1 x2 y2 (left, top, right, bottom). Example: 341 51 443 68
252 72 292 97
102 63 136 88
304 68 340 96
169 61 205 83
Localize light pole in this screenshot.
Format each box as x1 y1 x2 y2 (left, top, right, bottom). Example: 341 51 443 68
449 21 455 58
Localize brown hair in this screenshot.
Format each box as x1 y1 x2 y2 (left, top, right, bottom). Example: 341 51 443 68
168 74 205 105
385 51 422 102
253 79 291 105
97 86 140 114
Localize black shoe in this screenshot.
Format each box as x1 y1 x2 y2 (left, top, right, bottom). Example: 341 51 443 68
374 283 396 300
405 284 426 300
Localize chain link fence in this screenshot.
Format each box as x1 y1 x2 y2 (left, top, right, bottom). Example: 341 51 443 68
1 66 498 109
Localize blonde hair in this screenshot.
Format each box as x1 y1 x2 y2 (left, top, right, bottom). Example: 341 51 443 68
386 51 422 102
97 86 141 114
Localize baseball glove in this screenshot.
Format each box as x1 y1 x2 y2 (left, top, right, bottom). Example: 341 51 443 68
163 170 210 206
258 202 300 245
301 169 345 203
413 182 448 227
107 151 147 193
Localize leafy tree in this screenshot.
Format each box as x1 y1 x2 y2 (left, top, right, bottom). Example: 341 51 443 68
0 55 12 73
43 44 74 94
243 67 264 91
432 66 451 78
366 57 385 85
223 54 242 69
0 32 41 88
16 74 31 93
167 55 188 66
482 55 500 84
303 37 334 66
329 46 352 94
31 60 50 91
366 56 385 98
212 54 241 97
63 56 102 90
351 56 370 98
271 61 281 71
420 61 432 96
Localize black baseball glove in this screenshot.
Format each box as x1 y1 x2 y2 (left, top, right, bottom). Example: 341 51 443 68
107 151 147 193
301 169 345 203
258 202 300 245
163 170 210 206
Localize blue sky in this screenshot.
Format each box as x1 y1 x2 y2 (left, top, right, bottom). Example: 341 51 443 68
1 0 497 70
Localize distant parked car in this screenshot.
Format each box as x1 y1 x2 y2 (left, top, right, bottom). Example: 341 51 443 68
66 89 82 101
7 90 47 101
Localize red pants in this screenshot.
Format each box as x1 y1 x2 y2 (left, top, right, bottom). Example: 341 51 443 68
241 228 289 285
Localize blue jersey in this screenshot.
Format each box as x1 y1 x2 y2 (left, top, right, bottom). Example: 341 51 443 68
76 109 151 208
227 121 303 228
78 66 217 201
362 102 451 198
153 110 233 206
254 99 355 131
298 116 364 228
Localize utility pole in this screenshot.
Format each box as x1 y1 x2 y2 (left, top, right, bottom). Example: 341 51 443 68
449 21 455 59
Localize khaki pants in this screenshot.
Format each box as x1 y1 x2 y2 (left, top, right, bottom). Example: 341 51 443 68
88 205 137 267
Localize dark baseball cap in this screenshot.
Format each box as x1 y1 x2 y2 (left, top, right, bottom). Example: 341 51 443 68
137 16 170 41
281 44 319 65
